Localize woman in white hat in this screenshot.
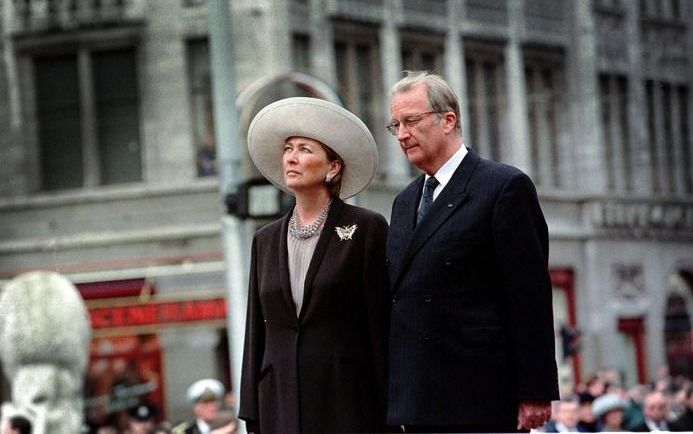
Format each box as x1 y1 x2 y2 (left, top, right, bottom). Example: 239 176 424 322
239 98 389 434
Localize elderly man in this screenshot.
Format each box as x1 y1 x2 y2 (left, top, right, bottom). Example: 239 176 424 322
631 391 670 432
385 71 559 433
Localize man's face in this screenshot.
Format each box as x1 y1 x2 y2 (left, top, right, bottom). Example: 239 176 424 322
193 400 219 423
557 402 579 428
390 84 455 175
643 393 667 422
129 419 154 434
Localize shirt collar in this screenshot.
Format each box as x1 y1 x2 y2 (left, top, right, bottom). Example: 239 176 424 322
423 145 468 200
196 419 211 433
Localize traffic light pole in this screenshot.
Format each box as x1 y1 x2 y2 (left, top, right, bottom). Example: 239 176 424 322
207 1 248 430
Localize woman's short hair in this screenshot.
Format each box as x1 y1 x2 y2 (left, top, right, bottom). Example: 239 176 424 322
390 70 462 134
320 143 345 198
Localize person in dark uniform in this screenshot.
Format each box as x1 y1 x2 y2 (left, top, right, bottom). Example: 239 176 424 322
239 97 390 434
172 379 235 434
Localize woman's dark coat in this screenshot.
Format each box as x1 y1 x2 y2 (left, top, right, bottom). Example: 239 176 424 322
238 198 390 434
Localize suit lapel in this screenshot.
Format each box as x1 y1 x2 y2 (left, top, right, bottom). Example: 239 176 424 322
391 151 479 290
298 197 344 321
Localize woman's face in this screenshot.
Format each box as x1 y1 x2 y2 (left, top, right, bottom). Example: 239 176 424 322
282 137 338 194
603 409 623 428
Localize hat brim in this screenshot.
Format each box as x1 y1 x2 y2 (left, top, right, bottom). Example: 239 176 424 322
247 97 378 199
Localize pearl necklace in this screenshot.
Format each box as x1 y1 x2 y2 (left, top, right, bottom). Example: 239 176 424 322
288 200 332 239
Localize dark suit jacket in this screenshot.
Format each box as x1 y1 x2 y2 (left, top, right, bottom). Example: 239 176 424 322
239 198 390 434
386 150 559 426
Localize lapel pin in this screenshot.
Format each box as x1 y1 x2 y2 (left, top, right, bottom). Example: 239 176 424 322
335 224 358 241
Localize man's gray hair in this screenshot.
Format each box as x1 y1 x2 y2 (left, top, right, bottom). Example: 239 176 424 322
390 70 462 134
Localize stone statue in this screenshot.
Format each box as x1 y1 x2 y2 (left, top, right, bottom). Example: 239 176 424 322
0 271 92 434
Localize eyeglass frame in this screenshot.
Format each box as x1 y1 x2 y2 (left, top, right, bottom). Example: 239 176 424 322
385 111 442 136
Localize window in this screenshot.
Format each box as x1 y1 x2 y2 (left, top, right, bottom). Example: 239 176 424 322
34 47 141 191
464 41 506 162
640 0 682 19
599 74 632 192
186 39 215 177
333 22 383 137
645 80 691 194
524 49 566 188
401 33 444 74
291 33 311 73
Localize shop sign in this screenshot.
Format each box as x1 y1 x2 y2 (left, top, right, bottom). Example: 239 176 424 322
88 297 227 330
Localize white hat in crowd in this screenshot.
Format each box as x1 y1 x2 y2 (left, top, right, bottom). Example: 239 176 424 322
186 378 225 403
591 393 628 420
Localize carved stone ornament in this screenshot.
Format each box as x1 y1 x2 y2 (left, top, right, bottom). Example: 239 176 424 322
0 271 92 434
612 263 646 300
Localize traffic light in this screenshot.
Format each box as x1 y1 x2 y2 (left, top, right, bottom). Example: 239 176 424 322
560 324 581 360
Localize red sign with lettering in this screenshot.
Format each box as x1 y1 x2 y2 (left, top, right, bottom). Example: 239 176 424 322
89 298 227 329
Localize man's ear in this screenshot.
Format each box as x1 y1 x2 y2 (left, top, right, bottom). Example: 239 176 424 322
442 112 457 134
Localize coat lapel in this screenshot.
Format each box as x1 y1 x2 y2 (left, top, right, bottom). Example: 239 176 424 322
278 212 298 315
391 150 479 290
298 197 344 321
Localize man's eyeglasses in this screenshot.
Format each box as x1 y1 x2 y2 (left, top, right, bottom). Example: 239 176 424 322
386 111 440 136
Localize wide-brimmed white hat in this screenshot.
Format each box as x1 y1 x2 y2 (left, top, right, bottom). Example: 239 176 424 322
247 97 378 199
591 393 628 420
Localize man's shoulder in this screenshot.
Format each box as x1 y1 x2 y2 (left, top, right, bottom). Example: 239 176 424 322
171 421 196 434
473 154 526 180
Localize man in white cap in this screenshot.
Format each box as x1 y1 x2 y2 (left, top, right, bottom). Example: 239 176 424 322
172 379 230 434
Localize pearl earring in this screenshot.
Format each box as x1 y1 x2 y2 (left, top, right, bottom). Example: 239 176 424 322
325 174 333 183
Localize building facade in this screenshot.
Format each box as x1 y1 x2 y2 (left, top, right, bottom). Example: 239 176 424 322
0 0 692 428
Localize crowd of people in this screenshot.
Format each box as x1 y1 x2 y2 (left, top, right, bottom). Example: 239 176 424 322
84 366 691 434
88 379 237 434
542 366 692 432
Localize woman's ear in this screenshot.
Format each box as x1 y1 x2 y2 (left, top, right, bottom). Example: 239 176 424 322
328 159 342 178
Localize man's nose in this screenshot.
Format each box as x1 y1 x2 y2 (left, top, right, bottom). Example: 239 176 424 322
396 125 410 140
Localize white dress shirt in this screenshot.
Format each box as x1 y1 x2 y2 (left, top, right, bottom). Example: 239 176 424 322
420 145 468 204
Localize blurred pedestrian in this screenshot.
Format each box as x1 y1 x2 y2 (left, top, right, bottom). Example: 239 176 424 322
239 98 389 434
2 415 31 434
172 379 234 434
623 384 648 430
576 392 598 432
126 404 156 434
670 385 693 431
630 391 670 431
544 399 582 432
386 70 558 433
592 393 628 432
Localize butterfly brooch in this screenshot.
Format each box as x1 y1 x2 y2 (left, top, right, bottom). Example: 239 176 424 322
335 224 358 241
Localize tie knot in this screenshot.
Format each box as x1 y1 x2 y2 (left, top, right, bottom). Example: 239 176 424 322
423 177 439 197
425 176 439 190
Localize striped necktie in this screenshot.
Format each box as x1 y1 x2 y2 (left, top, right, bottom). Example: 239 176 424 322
416 176 439 225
